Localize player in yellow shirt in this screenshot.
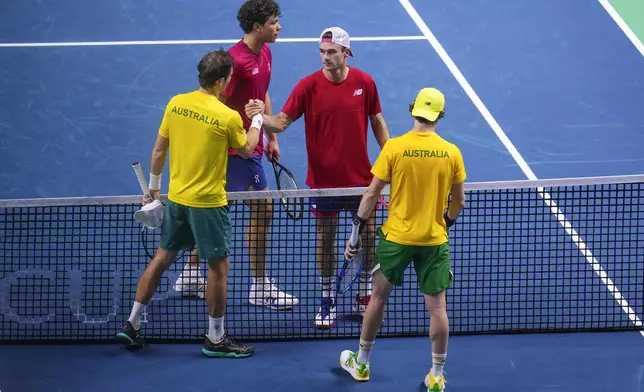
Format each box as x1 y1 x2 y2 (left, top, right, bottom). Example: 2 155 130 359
338 88 467 391
116 50 262 358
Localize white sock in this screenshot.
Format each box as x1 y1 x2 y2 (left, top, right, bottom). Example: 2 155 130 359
208 316 225 342
431 352 447 377
358 270 372 297
127 301 146 330
321 276 335 300
357 338 375 363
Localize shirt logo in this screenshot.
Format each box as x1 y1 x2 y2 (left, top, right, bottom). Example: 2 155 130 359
252 67 259 75
353 89 363 96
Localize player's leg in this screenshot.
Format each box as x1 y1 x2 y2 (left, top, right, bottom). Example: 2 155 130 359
340 229 413 381
173 247 205 299
241 157 297 309
416 242 451 392
187 204 254 358
116 200 192 349
312 196 341 328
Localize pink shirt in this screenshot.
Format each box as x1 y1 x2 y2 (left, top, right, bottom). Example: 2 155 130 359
222 40 272 157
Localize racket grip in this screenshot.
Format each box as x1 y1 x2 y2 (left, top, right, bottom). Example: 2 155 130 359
349 220 360 247
132 162 153 201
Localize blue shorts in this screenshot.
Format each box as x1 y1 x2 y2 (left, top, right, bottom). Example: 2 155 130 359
225 155 268 191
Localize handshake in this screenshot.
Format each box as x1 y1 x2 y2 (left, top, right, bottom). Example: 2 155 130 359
245 99 265 119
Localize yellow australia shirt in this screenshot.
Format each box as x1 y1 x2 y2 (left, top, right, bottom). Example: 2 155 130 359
158 90 247 208
371 131 466 246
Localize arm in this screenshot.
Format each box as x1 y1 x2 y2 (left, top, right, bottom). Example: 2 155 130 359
264 92 273 115
147 134 169 199
366 78 389 148
356 176 388 221
263 112 294 134
249 79 307 134
446 182 465 221
369 113 390 149
445 149 467 226
264 92 277 142
345 175 387 258
234 116 262 159
245 99 294 133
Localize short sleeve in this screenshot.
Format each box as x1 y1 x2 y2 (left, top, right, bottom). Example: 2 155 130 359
228 112 248 149
452 147 467 184
367 77 382 115
281 78 309 121
158 99 173 138
371 141 392 182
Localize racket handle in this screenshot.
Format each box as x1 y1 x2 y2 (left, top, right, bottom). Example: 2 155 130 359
349 219 360 247
132 162 153 202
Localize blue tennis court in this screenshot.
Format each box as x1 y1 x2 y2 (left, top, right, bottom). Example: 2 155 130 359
1 1 644 391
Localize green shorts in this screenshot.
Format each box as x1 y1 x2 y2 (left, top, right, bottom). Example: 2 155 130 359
373 228 452 294
159 200 231 262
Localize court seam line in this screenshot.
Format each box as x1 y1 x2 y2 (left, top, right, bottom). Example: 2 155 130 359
398 0 644 337
0 35 425 48
597 0 644 58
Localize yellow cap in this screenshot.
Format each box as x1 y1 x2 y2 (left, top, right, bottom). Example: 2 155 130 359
411 88 445 122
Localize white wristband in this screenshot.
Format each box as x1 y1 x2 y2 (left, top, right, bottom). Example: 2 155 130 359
251 114 263 130
149 173 161 191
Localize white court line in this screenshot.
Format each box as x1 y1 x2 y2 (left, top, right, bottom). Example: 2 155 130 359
398 0 644 336
597 0 644 58
0 35 425 48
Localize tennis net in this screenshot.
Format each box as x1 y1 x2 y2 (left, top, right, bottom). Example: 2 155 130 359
1 174 643 343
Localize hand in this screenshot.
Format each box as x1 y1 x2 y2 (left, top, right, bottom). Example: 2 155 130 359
143 189 160 205
245 99 265 119
266 139 280 162
344 237 362 260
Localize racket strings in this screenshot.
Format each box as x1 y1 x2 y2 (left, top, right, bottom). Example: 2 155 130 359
139 226 184 263
274 166 303 219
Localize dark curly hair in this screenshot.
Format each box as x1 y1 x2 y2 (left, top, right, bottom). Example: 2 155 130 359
237 0 281 34
197 50 234 89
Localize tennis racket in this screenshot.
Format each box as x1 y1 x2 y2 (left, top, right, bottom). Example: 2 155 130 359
336 217 366 294
131 162 184 262
269 156 303 220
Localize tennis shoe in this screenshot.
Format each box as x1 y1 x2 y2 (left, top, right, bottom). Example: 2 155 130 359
340 350 370 381
249 279 299 310
115 321 144 350
425 370 447 391
314 297 336 329
173 270 206 299
202 334 254 358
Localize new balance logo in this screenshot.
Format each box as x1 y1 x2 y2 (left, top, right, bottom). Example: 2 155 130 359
353 89 363 96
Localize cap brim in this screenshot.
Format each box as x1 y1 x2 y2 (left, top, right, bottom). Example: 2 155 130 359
411 107 440 122
319 37 353 56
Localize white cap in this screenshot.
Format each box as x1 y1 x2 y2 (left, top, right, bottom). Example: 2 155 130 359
319 27 353 56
